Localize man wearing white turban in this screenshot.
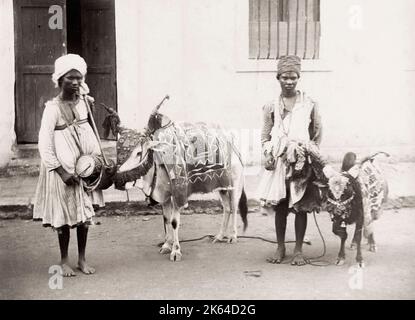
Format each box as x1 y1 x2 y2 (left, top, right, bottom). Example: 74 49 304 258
33 54 104 276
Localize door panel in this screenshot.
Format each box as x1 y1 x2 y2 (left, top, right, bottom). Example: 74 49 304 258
14 0 67 143
81 0 117 139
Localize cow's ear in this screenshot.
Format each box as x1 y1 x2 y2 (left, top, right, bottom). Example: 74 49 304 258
130 144 143 156
146 140 168 151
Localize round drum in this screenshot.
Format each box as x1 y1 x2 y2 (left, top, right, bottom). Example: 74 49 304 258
75 155 116 191
75 154 102 179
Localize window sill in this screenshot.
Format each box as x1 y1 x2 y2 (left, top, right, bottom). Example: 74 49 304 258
235 57 333 73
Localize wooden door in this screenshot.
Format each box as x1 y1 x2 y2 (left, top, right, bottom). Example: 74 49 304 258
81 0 117 139
14 0 67 143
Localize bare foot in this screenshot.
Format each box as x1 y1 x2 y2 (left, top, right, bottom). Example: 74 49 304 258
291 252 309 266
77 260 96 275
267 246 286 264
61 263 76 277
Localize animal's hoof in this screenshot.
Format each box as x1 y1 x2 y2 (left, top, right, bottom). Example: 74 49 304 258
357 261 365 268
350 242 357 250
159 246 171 254
227 236 237 244
369 245 377 253
170 251 182 262
212 235 224 243
335 258 345 266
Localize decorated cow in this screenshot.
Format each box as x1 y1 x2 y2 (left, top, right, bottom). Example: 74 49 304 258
101 97 248 262
320 152 389 267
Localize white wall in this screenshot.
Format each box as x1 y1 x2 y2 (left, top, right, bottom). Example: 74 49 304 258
1 0 413 167
0 0 16 167
115 0 415 163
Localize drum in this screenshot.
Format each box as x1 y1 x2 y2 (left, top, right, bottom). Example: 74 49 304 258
75 155 116 191
76 155 102 178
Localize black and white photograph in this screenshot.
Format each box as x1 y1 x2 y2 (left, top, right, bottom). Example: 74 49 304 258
0 0 414 305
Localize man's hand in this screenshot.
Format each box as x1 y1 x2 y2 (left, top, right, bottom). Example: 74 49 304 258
55 166 80 186
262 141 273 155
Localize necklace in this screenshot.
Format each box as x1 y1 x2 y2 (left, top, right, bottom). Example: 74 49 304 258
58 94 81 122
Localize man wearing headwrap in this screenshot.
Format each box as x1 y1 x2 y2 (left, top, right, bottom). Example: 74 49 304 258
276 55 301 79
33 54 104 276
257 55 323 266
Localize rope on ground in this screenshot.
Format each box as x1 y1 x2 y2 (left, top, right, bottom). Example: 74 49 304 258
307 211 330 266
157 211 331 267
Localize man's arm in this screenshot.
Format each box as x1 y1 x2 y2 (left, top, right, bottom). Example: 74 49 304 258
261 103 274 146
309 102 322 146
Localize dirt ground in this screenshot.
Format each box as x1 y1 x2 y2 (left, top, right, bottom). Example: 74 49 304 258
1 207 414 300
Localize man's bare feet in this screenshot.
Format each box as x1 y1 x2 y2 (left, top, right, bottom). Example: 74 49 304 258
291 252 309 266
267 246 286 264
61 263 76 277
77 260 95 275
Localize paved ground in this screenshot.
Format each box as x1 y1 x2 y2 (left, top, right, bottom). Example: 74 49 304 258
1 207 414 300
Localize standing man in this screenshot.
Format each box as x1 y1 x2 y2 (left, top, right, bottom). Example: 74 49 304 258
33 54 103 276
257 55 323 266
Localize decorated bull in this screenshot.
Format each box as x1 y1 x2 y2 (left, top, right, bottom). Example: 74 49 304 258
320 152 389 267
101 96 248 262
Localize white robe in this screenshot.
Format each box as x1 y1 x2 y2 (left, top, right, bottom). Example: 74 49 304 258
33 96 104 228
257 91 315 209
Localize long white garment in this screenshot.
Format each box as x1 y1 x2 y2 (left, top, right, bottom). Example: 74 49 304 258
257 91 315 208
33 97 104 228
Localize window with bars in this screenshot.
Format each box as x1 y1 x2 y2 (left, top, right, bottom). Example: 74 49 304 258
249 0 321 59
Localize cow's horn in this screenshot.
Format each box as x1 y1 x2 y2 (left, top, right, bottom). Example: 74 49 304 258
151 94 170 115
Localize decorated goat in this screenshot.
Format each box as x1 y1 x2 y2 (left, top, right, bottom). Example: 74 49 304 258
321 152 389 267
101 96 248 262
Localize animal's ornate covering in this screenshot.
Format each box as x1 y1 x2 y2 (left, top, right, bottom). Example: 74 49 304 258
323 157 388 233
358 160 387 235
114 129 154 190
101 99 248 261
152 122 236 207
321 152 389 265
325 173 357 226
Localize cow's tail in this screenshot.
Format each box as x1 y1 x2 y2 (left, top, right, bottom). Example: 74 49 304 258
238 188 248 232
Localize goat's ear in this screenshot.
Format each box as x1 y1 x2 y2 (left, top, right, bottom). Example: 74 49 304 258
322 165 337 179
347 165 360 178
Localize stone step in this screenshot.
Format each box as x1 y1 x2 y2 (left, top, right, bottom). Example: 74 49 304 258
1 141 117 177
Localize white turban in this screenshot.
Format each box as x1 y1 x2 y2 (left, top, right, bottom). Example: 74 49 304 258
52 54 89 94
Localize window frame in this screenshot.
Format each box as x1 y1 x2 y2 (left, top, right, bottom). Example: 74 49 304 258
234 0 332 73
